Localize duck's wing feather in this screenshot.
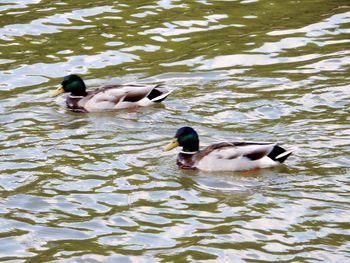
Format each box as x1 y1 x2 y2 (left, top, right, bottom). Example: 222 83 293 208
76 84 171 111
122 84 172 106
85 85 154 102
95 84 170 103
198 142 277 161
78 86 127 111
117 85 155 102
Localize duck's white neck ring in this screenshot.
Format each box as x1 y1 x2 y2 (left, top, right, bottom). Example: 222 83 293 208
69 95 84 99
180 151 197 154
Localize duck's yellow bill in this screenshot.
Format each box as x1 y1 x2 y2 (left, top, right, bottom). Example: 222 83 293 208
164 138 179 151
52 86 65 97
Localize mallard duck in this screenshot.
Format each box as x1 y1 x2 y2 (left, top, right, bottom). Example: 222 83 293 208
52 74 173 112
164 127 293 171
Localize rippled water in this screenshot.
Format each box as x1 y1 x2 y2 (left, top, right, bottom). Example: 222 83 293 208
1 0 350 262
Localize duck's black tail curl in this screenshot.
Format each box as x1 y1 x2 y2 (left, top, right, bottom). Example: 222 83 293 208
268 145 293 163
147 85 172 102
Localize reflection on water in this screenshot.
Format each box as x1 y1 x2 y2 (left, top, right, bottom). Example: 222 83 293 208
0 0 349 262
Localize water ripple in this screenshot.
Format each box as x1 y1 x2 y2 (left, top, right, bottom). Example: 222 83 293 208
0 0 349 262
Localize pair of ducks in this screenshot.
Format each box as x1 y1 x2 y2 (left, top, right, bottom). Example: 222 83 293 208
53 74 292 172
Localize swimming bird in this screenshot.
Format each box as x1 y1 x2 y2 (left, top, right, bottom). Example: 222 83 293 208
52 74 172 112
164 127 292 171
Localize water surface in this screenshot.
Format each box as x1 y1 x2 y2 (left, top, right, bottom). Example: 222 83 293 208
0 0 349 262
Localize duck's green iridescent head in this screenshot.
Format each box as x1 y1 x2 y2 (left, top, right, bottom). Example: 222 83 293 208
53 74 87 97
164 126 200 152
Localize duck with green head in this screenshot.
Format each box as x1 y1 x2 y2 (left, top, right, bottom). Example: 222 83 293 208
52 74 172 112
164 127 293 171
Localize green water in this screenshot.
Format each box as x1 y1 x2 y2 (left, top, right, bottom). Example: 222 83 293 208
0 0 349 262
